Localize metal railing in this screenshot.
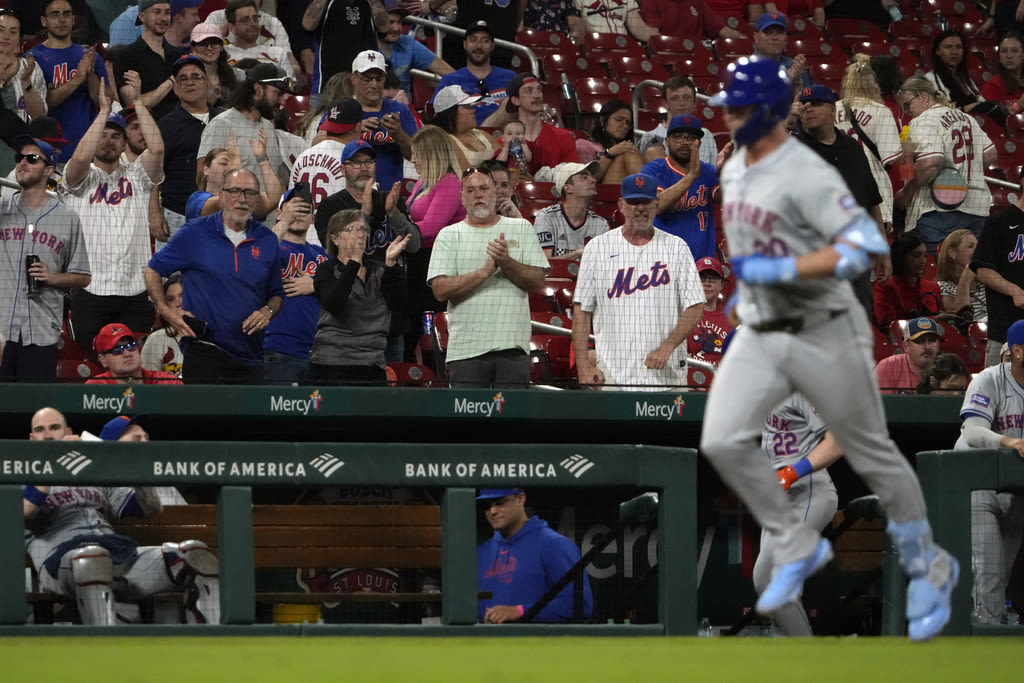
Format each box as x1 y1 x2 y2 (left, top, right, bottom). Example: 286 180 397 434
404 15 540 80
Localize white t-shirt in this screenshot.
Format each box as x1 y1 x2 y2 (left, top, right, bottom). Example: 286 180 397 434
574 227 704 389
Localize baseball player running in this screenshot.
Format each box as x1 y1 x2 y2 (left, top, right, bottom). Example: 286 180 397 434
953 319 1024 623
699 57 958 642
758 393 841 636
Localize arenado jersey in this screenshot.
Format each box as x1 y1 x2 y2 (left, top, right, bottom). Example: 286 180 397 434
575 227 703 389
761 393 827 469
719 137 864 325
955 363 1024 448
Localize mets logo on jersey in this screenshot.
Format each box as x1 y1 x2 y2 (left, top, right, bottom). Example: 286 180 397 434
607 262 671 298
88 178 134 205
251 245 260 260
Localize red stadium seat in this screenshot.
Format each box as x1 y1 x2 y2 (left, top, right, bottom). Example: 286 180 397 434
826 17 888 41
671 57 726 92
693 102 727 135
788 37 836 59
283 95 308 133
574 77 625 115
786 16 823 39
387 362 439 387
582 32 646 59
516 28 573 53
603 55 671 84
646 35 715 61
539 53 592 83
545 259 581 279
714 35 755 61
923 0 984 22
1007 114 1024 138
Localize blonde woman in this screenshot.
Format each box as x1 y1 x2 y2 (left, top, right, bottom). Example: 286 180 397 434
836 54 902 232
936 228 986 323
895 75 996 252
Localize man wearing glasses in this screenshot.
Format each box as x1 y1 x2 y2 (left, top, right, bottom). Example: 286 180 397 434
224 0 302 86
157 55 222 244
0 136 90 381
65 86 164 356
145 168 285 384
350 49 419 194
86 323 181 384
431 21 514 127
28 0 115 163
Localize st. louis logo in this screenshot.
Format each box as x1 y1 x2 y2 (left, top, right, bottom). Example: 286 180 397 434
309 453 345 477
560 454 595 479
57 451 92 475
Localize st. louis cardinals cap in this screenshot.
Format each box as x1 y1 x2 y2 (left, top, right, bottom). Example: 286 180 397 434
99 415 150 441
906 317 944 341
352 50 387 74
93 323 139 355
696 256 724 277
798 84 837 104
755 12 787 32
26 117 71 147
1006 319 1024 348
340 139 377 164
476 488 524 500
319 97 363 134
667 114 704 138
620 173 658 201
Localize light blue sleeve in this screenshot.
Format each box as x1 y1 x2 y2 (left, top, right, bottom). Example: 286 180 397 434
108 8 142 47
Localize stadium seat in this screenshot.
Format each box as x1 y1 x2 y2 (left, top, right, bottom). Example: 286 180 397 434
826 17 888 41
786 16 824 39
575 77 625 114
694 102 728 135
545 259 580 279
410 73 437 113
582 32 647 59
515 181 558 223
788 37 836 59
530 334 574 383
1007 114 1024 138
670 57 725 93
603 54 671 84
891 17 937 51
387 362 439 387
714 35 755 61
283 95 308 133
646 35 715 61
539 53 592 83
923 0 984 22
516 28 573 53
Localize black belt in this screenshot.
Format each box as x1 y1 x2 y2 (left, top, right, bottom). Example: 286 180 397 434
751 310 845 334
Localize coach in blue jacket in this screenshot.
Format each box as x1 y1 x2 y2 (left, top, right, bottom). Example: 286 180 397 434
477 488 593 623
145 168 285 384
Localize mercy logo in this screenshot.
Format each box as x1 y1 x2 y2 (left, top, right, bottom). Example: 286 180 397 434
453 392 506 417
57 451 92 476
82 388 135 412
635 395 685 420
270 390 323 415
560 454 595 479
309 453 345 477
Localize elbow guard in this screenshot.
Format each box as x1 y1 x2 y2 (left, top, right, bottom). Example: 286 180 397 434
833 242 870 280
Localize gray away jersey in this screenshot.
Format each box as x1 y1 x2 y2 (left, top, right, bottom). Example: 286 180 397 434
24 486 138 571
760 392 827 469
719 137 866 325
955 363 1024 449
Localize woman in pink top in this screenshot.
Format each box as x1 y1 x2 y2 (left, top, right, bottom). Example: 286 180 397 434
405 125 467 345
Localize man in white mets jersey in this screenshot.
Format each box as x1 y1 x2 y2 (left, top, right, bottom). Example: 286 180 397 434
954 318 1024 624
700 56 958 642
758 393 841 636
24 406 220 625
572 173 704 390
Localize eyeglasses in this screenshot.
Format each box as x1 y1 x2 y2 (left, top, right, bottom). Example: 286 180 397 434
101 341 138 356
223 187 260 198
0 8 17 17
258 77 294 92
477 79 489 97
357 72 384 83
15 153 47 165
344 158 375 168
341 225 371 233
462 166 492 178
175 73 207 83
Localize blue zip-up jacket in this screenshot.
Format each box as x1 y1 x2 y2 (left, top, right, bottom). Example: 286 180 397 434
148 212 285 366
477 516 593 623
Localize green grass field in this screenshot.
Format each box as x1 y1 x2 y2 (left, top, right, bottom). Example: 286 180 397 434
4 637 1020 682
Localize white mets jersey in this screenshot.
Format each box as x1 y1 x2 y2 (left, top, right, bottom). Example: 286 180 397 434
761 393 827 469
575 227 704 389
719 137 864 325
906 103 993 229
955 363 1024 449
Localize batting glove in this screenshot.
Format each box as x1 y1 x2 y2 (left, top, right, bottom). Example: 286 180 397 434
776 466 800 491
731 254 797 284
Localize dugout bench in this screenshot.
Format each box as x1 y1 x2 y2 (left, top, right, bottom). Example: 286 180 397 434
0 441 696 635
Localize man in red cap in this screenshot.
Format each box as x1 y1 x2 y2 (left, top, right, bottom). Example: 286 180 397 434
687 256 734 366
86 323 182 384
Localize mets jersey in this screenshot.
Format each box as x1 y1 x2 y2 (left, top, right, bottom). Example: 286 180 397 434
955 363 1024 449
641 156 719 259
575 227 704 389
719 137 864 326
761 392 827 468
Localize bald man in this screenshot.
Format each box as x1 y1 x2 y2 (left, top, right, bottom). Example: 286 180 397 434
29 406 74 442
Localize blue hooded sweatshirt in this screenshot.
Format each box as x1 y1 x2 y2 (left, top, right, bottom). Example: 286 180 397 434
477 516 593 623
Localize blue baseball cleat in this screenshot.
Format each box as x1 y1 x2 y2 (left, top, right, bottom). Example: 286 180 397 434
907 553 959 642
756 537 833 615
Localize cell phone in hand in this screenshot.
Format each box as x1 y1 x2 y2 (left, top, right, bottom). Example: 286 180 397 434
182 315 209 339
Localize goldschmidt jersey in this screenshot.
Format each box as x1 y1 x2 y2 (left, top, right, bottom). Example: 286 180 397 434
574 227 704 389
24 486 137 572
289 140 346 211
906 103 993 229
66 162 160 296
761 393 827 468
719 137 864 325
955 363 1024 449
533 204 609 255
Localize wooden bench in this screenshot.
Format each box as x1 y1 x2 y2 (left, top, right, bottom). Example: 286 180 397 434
29 503 483 622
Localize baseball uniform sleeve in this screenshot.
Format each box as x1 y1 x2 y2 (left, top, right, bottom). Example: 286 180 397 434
795 393 827 437
960 371 998 423
795 155 871 242
574 237 600 313
534 209 555 251
62 211 92 275
64 164 99 196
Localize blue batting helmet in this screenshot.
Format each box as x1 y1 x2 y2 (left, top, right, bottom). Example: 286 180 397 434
708 57 793 147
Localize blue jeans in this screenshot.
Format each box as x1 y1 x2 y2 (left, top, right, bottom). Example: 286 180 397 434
264 349 310 385
914 210 986 253
156 208 188 251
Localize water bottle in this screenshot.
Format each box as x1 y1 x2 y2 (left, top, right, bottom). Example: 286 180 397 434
508 137 528 179
697 617 714 637
888 4 903 22
25 254 40 296
999 600 1020 625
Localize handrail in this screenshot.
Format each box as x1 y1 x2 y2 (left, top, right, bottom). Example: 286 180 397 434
404 15 541 81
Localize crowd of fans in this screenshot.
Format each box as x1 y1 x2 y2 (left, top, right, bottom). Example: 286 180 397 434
0 0 1022 390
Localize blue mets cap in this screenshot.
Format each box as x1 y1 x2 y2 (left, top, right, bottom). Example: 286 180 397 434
476 488 524 500
12 135 56 166
340 139 376 164
620 173 658 201
1007 320 1024 348
907 317 944 341
798 84 837 104
756 12 787 31
667 114 704 137
99 415 149 441
105 113 126 133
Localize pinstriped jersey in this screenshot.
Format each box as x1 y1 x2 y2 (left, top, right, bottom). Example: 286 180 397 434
761 393 827 468
719 137 864 325
955 363 1024 449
